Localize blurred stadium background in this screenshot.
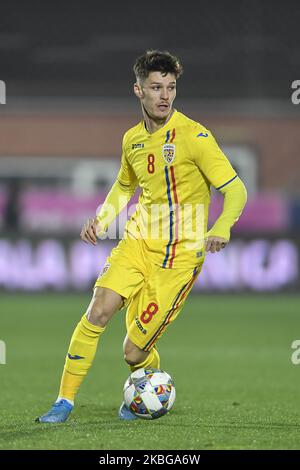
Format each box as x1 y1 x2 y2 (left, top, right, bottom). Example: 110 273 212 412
0 0 299 293
1 0 300 451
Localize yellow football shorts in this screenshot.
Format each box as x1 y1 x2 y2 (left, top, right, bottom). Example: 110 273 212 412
94 238 203 351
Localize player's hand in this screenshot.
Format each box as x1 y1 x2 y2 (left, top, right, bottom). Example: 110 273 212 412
205 236 228 253
80 217 99 246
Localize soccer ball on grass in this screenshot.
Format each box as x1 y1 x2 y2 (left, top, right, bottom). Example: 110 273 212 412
123 368 176 420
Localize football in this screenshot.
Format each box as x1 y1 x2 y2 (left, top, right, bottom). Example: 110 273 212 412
123 368 176 420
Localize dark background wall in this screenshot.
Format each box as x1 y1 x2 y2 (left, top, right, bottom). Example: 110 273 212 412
0 0 299 99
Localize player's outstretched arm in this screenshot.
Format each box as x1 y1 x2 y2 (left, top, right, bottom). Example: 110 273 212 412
205 176 247 253
80 131 138 246
80 177 137 246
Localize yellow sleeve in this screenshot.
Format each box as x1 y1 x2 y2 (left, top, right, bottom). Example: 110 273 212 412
96 135 138 235
191 128 237 189
206 177 247 241
117 134 138 188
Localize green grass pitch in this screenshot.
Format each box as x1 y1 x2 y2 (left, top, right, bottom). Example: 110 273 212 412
0 293 300 450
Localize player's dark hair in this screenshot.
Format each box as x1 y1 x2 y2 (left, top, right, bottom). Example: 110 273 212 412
133 50 183 81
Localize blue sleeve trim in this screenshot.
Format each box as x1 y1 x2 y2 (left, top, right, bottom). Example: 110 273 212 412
216 174 238 190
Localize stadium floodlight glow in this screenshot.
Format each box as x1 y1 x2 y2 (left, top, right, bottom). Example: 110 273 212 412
0 80 6 104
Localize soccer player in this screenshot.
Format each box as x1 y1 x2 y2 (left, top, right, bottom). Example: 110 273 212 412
36 50 247 423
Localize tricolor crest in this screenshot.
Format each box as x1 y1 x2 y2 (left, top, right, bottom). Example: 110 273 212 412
162 143 176 164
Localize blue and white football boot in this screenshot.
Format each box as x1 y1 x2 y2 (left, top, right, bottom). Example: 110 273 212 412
36 399 73 423
118 402 137 421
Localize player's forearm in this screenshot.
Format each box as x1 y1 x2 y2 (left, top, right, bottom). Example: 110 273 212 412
96 179 136 235
207 177 247 240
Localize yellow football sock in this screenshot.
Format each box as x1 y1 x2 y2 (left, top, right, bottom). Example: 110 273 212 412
58 314 105 401
129 347 161 373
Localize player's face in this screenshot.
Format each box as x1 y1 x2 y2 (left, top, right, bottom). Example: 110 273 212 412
135 72 177 120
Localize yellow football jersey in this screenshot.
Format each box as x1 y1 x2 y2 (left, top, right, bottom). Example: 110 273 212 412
116 110 237 269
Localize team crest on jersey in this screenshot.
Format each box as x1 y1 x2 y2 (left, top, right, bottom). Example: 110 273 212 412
162 144 176 164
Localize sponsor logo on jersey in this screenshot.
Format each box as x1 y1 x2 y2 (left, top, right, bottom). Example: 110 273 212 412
197 132 209 137
135 318 147 335
132 143 144 149
162 143 176 164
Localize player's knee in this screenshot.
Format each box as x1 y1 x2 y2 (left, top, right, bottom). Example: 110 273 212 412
86 287 123 327
87 298 114 327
